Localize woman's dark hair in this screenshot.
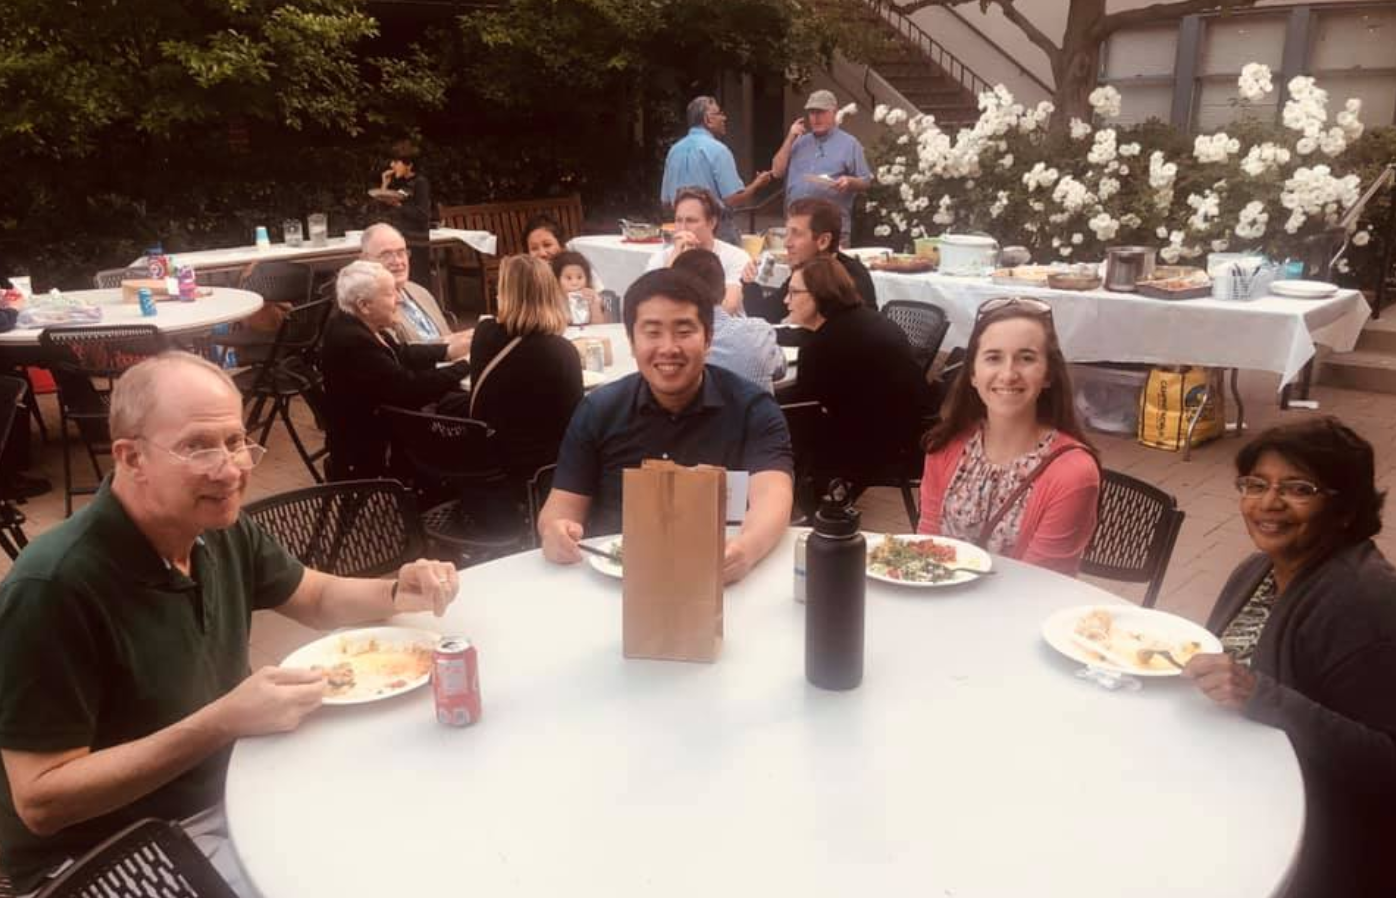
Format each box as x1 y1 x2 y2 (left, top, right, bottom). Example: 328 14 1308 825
390 139 420 167
795 256 860 319
550 251 593 287
923 301 1092 453
623 268 714 340
1236 416 1384 545
523 214 566 245
670 249 725 307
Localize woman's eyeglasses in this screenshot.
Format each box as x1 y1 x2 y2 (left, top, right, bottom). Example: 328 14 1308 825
976 297 1053 319
1234 476 1334 503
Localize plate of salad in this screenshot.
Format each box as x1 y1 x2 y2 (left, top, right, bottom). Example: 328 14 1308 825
864 533 991 587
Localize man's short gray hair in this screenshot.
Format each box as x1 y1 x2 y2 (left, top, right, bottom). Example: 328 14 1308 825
109 352 239 440
687 95 717 129
337 260 390 314
360 222 404 256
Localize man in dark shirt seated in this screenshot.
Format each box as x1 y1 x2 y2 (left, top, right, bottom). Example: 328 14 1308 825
538 269 794 585
0 352 459 896
742 197 877 325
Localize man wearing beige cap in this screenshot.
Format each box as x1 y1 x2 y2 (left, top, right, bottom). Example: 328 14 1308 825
771 89 872 245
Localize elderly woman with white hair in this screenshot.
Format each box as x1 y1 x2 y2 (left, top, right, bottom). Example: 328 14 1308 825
320 260 472 480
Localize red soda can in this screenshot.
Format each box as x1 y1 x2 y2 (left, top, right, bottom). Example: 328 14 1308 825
432 637 481 726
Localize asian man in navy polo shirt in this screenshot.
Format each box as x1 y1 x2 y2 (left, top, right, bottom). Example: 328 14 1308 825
538 268 794 584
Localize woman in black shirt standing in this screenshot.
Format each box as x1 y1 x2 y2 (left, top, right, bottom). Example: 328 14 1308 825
373 139 432 287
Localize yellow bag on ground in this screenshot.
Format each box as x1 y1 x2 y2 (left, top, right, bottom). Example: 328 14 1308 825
1137 366 1225 451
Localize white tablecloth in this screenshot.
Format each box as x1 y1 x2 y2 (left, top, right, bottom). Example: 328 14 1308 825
873 271 1370 388
0 288 263 346
568 235 659 296
226 533 1302 898
127 228 497 272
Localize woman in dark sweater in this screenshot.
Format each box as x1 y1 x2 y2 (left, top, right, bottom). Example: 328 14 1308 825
785 256 933 499
459 254 583 478
321 260 471 480
1183 417 1396 897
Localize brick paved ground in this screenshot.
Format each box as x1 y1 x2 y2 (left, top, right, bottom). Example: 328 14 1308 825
4 368 1393 667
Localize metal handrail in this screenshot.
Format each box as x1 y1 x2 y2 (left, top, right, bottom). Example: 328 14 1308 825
942 5 1055 95
864 0 993 101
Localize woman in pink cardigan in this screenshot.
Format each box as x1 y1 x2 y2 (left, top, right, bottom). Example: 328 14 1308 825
918 298 1100 575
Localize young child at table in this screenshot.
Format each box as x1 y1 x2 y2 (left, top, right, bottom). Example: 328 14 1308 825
917 296 1100 576
551 251 612 324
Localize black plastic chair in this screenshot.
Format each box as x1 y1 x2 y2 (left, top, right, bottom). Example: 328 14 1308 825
0 375 30 560
228 296 333 484
38 325 168 516
379 406 523 564
32 818 237 898
525 463 557 548
244 479 425 578
1081 469 1186 608
882 300 950 380
781 400 829 522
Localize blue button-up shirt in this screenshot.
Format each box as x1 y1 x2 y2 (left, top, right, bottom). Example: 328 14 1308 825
661 127 745 208
708 308 786 394
552 365 793 535
784 127 872 238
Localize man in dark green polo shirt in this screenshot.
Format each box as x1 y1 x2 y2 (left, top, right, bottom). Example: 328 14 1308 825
537 268 794 584
0 352 459 896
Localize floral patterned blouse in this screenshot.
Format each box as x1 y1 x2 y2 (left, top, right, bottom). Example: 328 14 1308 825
1220 570 1278 667
941 427 1058 554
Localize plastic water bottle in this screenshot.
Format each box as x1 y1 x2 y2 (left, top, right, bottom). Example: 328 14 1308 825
805 481 866 690
177 265 197 302
137 287 158 317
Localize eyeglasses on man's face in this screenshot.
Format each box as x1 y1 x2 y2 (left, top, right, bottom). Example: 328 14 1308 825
145 438 267 476
1234 476 1334 502
370 248 410 264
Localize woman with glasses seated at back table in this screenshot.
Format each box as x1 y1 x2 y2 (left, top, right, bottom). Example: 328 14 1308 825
1181 417 1396 897
917 297 1100 575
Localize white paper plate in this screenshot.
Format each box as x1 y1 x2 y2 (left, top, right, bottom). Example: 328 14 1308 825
1040 605 1222 677
585 538 624 579
281 626 440 705
863 533 992 588
1271 279 1338 299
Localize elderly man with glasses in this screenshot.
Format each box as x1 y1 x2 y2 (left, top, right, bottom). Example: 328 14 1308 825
360 222 454 345
0 352 459 897
661 95 772 244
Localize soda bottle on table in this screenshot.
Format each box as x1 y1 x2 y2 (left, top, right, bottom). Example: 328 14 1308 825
137 287 158 317
145 244 169 279
177 265 197 302
805 480 866 690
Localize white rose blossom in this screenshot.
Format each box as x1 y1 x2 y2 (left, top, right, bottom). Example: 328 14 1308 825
1194 133 1241 164
1088 85 1122 119
1238 63 1274 102
1353 229 1371 247
1089 212 1120 241
873 104 888 123
1087 129 1118 165
1069 118 1093 140
835 103 858 125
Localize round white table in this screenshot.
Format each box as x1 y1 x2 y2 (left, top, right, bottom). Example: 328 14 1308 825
0 288 264 346
226 532 1302 898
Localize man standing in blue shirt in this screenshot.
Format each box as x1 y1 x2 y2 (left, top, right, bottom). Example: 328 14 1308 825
772 90 872 245
661 96 773 243
537 269 793 584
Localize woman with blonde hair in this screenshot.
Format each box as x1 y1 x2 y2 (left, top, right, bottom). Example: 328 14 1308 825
445 254 583 477
917 297 1099 575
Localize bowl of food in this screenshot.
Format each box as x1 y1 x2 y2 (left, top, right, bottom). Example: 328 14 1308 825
1047 269 1102 291
619 220 663 242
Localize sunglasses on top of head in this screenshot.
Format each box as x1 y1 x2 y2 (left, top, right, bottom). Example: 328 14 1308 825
976 297 1053 320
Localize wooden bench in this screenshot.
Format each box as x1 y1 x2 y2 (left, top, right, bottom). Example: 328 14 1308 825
438 194 584 312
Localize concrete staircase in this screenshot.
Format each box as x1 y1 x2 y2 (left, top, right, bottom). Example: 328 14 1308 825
1318 306 1396 393
846 2 982 129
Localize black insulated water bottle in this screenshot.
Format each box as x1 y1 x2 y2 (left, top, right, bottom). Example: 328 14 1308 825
805 480 866 690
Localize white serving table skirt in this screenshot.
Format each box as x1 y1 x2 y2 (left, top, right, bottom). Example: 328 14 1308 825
568 235 661 297
226 532 1302 898
127 228 497 272
873 270 1370 388
0 288 263 347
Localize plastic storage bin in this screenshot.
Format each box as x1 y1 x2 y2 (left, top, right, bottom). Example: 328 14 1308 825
1071 363 1150 435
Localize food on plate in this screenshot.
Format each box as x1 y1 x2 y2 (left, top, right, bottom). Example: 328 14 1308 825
990 265 1058 285
866 534 960 583
1137 266 1210 291
310 638 434 699
1071 609 1203 672
869 254 936 274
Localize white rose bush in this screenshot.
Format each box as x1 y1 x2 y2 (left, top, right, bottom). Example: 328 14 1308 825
865 63 1391 278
